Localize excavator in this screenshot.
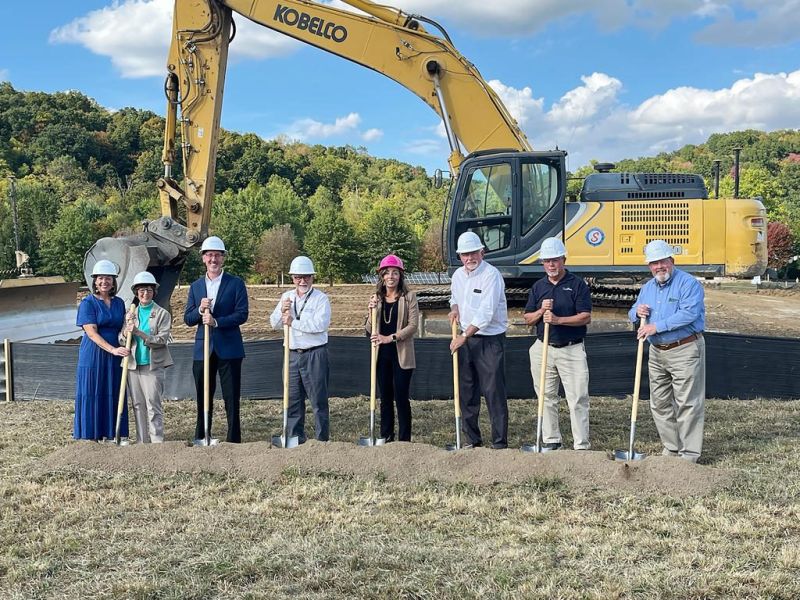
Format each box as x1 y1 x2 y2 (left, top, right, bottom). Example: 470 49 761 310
83 0 767 309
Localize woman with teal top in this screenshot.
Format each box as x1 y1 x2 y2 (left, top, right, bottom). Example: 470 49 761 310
121 271 174 443
74 260 130 440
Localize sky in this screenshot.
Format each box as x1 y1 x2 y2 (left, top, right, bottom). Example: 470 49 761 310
1 0 799 174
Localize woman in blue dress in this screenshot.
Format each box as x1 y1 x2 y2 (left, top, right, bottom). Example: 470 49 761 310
74 259 131 440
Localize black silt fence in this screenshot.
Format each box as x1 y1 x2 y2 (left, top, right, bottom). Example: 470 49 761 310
8 333 800 402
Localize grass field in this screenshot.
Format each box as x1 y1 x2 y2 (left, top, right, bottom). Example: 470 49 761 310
1 396 799 599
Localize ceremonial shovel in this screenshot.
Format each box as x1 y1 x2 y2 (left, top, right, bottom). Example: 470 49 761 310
193 312 219 446
272 324 299 448
521 321 557 453
445 320 463 451
113 303 137 446
358 307 385 446
614 316 647 461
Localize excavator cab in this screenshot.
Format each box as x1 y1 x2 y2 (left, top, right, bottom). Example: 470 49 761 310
448 150 567 282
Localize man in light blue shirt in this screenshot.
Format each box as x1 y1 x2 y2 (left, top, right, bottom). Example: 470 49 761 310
629 240 706 462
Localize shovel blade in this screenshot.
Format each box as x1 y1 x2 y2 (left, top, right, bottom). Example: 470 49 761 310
192 437 220 447
271 434 299 449
614 448 646 461
357 435 386 447
520 442 558 453
444 442 461 451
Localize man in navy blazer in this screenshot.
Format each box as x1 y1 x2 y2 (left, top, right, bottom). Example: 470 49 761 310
184 236 249 442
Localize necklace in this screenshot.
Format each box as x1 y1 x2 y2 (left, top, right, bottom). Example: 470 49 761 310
382 301 395 324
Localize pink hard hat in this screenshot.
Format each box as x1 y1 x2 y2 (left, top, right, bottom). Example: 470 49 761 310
377 254 405 272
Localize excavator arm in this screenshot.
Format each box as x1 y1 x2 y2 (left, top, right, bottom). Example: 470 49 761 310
84 0 532 306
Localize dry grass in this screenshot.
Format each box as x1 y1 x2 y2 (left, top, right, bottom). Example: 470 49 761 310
1 396 799 599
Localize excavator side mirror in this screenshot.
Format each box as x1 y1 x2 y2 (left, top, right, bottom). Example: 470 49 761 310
433 169 444 189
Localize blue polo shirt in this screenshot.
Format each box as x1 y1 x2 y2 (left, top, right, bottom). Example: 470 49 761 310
628 267 705 346
524 270 592 345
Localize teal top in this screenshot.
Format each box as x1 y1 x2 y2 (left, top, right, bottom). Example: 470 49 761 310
134 303 154 365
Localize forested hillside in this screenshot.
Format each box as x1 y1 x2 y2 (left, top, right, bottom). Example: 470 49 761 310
1 83 797 282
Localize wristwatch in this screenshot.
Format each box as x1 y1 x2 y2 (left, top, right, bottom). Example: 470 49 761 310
461 332 469 339
391 334 397 343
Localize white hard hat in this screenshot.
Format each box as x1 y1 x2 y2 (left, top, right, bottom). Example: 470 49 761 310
201 236 226 253
456 231 484 254
539 237 567 260
289 256 316 275
131 271 159 291
91 259 118 277
644 240 674 263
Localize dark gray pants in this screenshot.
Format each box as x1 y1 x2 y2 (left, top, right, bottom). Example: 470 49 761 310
458 333 508 448
287 345 330 442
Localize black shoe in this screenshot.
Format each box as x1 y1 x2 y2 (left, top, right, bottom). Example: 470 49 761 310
542 442 562 450
462 442 482 449
491 443 508 450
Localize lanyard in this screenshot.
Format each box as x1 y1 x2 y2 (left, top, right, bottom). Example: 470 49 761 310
293 288 314 320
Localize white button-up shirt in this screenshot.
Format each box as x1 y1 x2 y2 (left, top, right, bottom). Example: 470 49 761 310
199 270 224 315
450 260 508 335
270 287 331 349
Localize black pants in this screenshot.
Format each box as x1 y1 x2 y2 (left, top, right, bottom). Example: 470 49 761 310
193 355 242 443
376 344 413 442
458 333 508 448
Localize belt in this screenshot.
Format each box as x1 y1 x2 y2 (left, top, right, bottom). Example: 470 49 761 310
653 333 701 351
290 344 327 354
549 339 583 348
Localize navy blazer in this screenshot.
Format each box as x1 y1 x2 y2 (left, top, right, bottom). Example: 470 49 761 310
184 272 249 360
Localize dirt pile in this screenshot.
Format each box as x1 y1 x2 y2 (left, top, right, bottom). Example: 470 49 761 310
42 440 732 497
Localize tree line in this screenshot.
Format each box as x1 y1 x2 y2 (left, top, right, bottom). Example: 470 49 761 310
0 83 798 282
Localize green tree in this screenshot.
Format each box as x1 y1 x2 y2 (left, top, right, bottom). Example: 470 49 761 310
38 200 112 280
359 200 420 271
304 206 362 284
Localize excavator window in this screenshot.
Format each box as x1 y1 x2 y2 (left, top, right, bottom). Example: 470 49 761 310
456 163 512 253
521 162 559 235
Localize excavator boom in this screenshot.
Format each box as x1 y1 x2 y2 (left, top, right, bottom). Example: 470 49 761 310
84 0 532 307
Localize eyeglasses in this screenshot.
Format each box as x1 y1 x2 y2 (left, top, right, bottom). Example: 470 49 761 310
292 274 312 280
136 287 155 293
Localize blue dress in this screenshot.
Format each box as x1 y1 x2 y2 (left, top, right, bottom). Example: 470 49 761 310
73 295 129 440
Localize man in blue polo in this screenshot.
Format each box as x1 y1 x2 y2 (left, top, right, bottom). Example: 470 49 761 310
629 239 705 462
524 237 592 450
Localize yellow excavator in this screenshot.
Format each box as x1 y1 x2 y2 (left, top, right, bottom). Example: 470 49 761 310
83 0 767 307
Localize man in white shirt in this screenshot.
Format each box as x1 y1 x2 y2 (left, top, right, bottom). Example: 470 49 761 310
448 231 509 449
270 256 331 442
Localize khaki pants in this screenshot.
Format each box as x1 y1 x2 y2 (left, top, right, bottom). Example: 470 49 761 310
529 340 590 449
128 364 165 443
648 336 705 462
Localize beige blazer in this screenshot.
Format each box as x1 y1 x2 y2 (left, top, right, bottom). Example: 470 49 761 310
119 302 174 370
365 291 418 369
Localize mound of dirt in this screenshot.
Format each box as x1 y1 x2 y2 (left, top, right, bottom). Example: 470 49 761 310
42 440 732 497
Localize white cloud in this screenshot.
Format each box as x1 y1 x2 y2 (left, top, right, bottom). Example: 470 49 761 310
362 128 384 142
397 0 630 36
696 0 800 47
389 0 800 44
505 69 800 168
404 138 446 156
487 80 544 128
284 112 362 140
0 69 9 82
50 0 298 79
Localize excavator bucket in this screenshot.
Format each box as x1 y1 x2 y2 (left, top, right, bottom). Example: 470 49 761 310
83 234 187 310
0 277 82 343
